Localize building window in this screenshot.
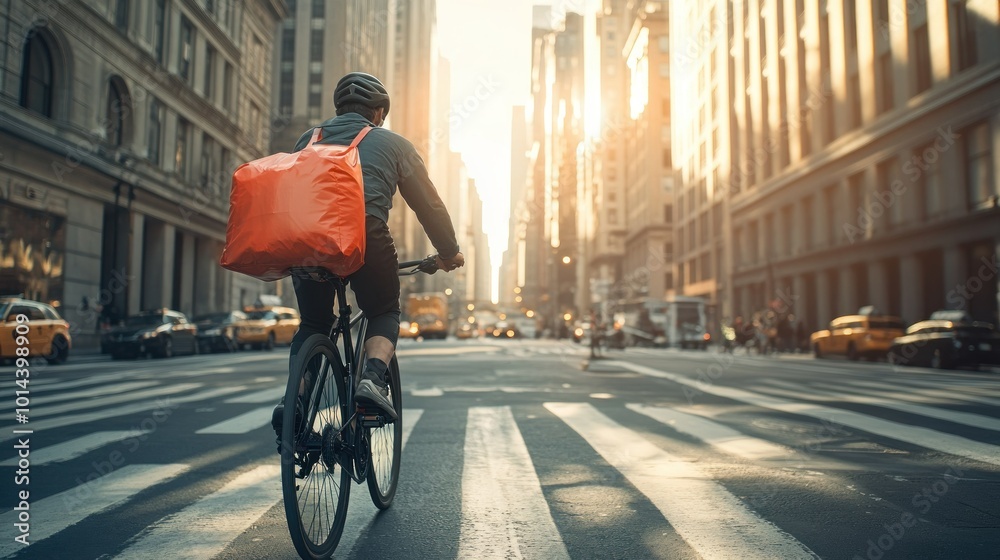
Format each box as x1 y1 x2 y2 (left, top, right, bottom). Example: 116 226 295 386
200 133 215 191
153 0 167 64
912 23 931 94
310 29 324 61
204 45 215 101
848 72 862 129
178 17 194 82
106 78 130 146
222 62 233 110
19 31 54 118
823 184 839 246
312 0 325 17
608 209 617 224
915 142 942 218
965 122 994 206
877 52 894 114
844 0 857 51
951 0 977 71
205 0 215 16
175 118 190 180
664 204 673 223
148 98 162 165
115 0 129 32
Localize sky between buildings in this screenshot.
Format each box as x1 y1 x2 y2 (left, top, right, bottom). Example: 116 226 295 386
437 0 601 302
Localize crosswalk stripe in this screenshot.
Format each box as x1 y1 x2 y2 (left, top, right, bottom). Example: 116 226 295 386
0 386 249 442
224 386 284 404
843 379 1000 407
614 361 1000 467
0 463 188 557
626 404 797 461
459 407 570 560
112 464 281 560
28 383 203 418
0 430 148 467
545 402 817 559
755 380 1000 433
196 406 273 434
336 409 423 557
30 381 160 405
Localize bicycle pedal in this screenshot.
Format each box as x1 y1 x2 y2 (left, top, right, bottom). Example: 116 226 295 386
359 413 385 429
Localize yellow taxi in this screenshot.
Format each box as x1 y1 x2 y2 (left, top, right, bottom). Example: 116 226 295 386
236 305 300 350
811 308 905 361
399 320 420 339
1 297 72 364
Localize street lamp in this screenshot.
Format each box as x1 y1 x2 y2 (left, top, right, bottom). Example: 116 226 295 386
563 312 573 322
526 310 535 318
467 303 475 311
562 256 571 265
444 288 453 296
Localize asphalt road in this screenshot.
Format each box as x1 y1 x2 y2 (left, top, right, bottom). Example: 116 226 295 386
2 339 999 559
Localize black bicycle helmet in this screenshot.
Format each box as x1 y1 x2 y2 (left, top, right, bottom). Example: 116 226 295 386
333 72 391 116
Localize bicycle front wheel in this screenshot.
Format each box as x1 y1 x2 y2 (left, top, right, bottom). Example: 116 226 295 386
281 334 351 559
367 355 402 509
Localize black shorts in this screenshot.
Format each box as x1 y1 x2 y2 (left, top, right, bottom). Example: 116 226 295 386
291 215 401 352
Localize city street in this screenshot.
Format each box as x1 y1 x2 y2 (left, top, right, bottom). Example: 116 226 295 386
2 339 999 559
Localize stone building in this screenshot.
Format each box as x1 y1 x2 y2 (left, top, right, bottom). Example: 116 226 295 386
0 0 285 348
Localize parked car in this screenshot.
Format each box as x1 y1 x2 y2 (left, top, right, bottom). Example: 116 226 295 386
811 311 905 361
889 320 1000 370
193 311 246 353
0 296 72 364
236 306 300 350
106 309 198 359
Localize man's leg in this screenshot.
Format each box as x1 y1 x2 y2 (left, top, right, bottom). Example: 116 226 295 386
350 216 400 419
271 275 336 440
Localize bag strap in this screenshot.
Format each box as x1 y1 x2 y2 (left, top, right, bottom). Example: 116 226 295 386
307 127 322 146
307 125 371 148
349 126 373 149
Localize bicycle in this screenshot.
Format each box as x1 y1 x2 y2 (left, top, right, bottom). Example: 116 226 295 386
279 256 439 560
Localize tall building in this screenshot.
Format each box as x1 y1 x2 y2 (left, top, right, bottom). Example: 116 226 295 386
518 6 585 334
585 0 632 320
501 105 530 308
671 0 1000 332
620 1 675 308
0 0 285 348
270 0 394 153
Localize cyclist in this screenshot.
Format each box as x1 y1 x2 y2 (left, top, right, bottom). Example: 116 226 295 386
272 72 464 430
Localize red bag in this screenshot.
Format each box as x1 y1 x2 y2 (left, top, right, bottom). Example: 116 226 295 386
220 127 370 281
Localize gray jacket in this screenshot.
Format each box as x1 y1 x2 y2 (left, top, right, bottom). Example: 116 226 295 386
293 112 460 259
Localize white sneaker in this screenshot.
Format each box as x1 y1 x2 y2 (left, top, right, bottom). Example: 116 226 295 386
355 369 398 420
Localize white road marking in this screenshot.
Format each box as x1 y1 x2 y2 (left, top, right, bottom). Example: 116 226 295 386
0 386 248 441
842 379 1000 407
112 464 281 560
26 384 203 418
224 386 284 404
0 464 188 557
27 381 159 404
335 409 424 557
614 361 1000 467
459 406 570 560
627 404 797 461
411 387 444 397
545 402 816 560
0 430 149 466
196 406 274 434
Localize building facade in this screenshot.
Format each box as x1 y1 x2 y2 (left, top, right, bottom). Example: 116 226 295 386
1 0 285 348
671 0 1000 333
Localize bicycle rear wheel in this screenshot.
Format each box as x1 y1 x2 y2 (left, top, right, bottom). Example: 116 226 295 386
281 334 351 559
367 355 402 509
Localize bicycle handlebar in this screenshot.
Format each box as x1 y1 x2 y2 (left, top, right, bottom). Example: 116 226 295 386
398 256 439 276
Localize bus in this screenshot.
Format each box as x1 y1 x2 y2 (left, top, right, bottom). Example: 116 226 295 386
615 296 709 349
405 292 449 339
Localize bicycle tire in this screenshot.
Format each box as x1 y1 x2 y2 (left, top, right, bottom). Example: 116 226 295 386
281 334 351 559
366 355 403 509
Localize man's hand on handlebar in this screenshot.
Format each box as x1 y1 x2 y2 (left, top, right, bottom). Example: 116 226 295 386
435 252 465 272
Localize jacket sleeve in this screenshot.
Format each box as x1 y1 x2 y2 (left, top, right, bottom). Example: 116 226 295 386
396 139 461 259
